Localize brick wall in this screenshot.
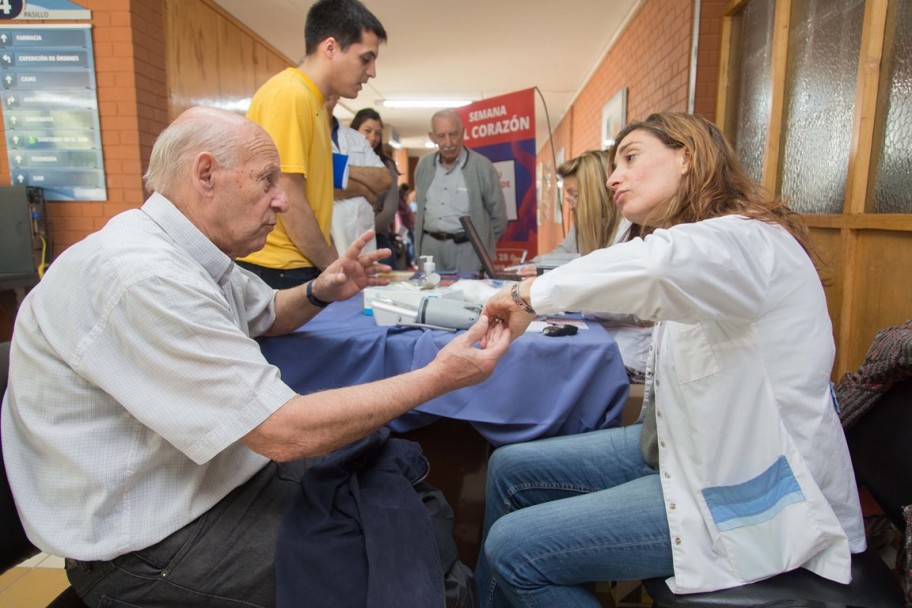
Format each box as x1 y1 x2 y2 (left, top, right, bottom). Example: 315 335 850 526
536 0 724 252
0 0 169 254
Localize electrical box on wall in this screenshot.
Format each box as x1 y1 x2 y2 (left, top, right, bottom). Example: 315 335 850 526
0 186 48 275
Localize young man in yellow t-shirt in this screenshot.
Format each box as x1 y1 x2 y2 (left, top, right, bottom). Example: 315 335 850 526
237 0 387 289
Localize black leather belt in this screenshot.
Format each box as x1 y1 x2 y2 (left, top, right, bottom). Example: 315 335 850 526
424 230 469 244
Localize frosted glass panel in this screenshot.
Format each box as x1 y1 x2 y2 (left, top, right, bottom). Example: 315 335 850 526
780 0 864 214
874 0 912 213
734 0 775 182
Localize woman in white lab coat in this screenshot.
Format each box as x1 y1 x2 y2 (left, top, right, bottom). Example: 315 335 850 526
476 112 866 608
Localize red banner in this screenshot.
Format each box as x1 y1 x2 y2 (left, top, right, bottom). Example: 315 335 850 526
455 88 537 269
457 89 536 148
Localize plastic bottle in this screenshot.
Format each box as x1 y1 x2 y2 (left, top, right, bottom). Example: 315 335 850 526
418 255 441 288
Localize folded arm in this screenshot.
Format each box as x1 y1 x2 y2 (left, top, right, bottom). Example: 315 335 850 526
280 172 338 271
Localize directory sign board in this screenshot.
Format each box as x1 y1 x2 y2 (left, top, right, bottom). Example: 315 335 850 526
1 23 106 200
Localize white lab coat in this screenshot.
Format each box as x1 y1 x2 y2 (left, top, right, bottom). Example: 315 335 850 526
530 215 866 594
331 125 385 255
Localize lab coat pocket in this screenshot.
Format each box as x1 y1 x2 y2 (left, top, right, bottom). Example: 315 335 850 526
668 323 719 384
699 455 830 582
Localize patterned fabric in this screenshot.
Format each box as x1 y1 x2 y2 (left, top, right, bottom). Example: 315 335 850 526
836 322 912 604
836 321 912 429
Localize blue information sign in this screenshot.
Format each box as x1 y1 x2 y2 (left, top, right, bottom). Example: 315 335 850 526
1 23 105 200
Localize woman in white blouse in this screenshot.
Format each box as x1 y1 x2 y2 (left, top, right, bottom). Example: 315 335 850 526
477 112 865 607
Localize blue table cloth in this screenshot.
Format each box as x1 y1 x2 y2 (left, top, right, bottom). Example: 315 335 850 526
258 296 629 446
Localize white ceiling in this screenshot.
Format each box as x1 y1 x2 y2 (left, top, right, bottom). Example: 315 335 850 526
212 0 641 155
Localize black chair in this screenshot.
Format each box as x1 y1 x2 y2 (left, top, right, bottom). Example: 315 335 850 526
644 378 911 607
0 342 86 607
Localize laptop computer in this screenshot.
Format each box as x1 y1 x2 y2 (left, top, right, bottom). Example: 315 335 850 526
459 215 524 281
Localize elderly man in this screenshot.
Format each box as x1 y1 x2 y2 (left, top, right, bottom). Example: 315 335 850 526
237 0 387 288
415 109 508 272
1 107 510 607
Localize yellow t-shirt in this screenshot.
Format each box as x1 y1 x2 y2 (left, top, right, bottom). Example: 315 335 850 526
238 68 332 270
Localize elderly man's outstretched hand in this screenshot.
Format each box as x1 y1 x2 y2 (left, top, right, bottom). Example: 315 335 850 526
431 315 512 390
312 230 391 303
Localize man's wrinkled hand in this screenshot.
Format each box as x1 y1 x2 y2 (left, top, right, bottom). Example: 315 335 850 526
432 315 511 390
311 230 391 303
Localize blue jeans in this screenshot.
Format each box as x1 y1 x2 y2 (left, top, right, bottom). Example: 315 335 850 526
477 424 674 607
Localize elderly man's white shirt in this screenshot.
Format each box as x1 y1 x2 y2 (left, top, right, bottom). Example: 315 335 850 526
1 193 296 560
530 215 866 594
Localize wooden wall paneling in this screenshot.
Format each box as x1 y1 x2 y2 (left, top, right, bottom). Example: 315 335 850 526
715 8 737 136
844 230 912 372
803 213 912 230
809 227 845 372
253 41 290 91
724 0 751 13
201 0 292 92
268 49 291 81
834 228 858 379
844 0 889 215
761 0 791 198
164 0 292 121
217 15 259 112
716 0 751 135
165 0 221 118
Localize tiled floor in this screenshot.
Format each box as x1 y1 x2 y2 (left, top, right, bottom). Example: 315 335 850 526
0 553 70 608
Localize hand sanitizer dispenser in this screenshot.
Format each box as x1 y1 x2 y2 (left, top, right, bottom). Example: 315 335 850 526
418 255 441 288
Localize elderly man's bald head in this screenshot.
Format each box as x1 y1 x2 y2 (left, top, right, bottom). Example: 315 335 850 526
144 107 267 198
142 106 286 259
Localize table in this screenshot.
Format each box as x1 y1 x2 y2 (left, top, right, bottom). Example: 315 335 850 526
258 295 629 447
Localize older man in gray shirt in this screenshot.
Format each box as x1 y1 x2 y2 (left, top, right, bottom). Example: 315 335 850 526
415 109 507 272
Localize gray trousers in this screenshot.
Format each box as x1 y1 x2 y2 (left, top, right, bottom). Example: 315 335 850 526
66 459 316 608
419 237 482 275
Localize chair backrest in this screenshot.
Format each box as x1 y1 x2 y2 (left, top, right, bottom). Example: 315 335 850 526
845 377 912 530
0 341 41 572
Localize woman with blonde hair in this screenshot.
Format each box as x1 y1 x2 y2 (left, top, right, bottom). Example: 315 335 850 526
477 112 864 607
521 150 630 277
557 149 629 254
